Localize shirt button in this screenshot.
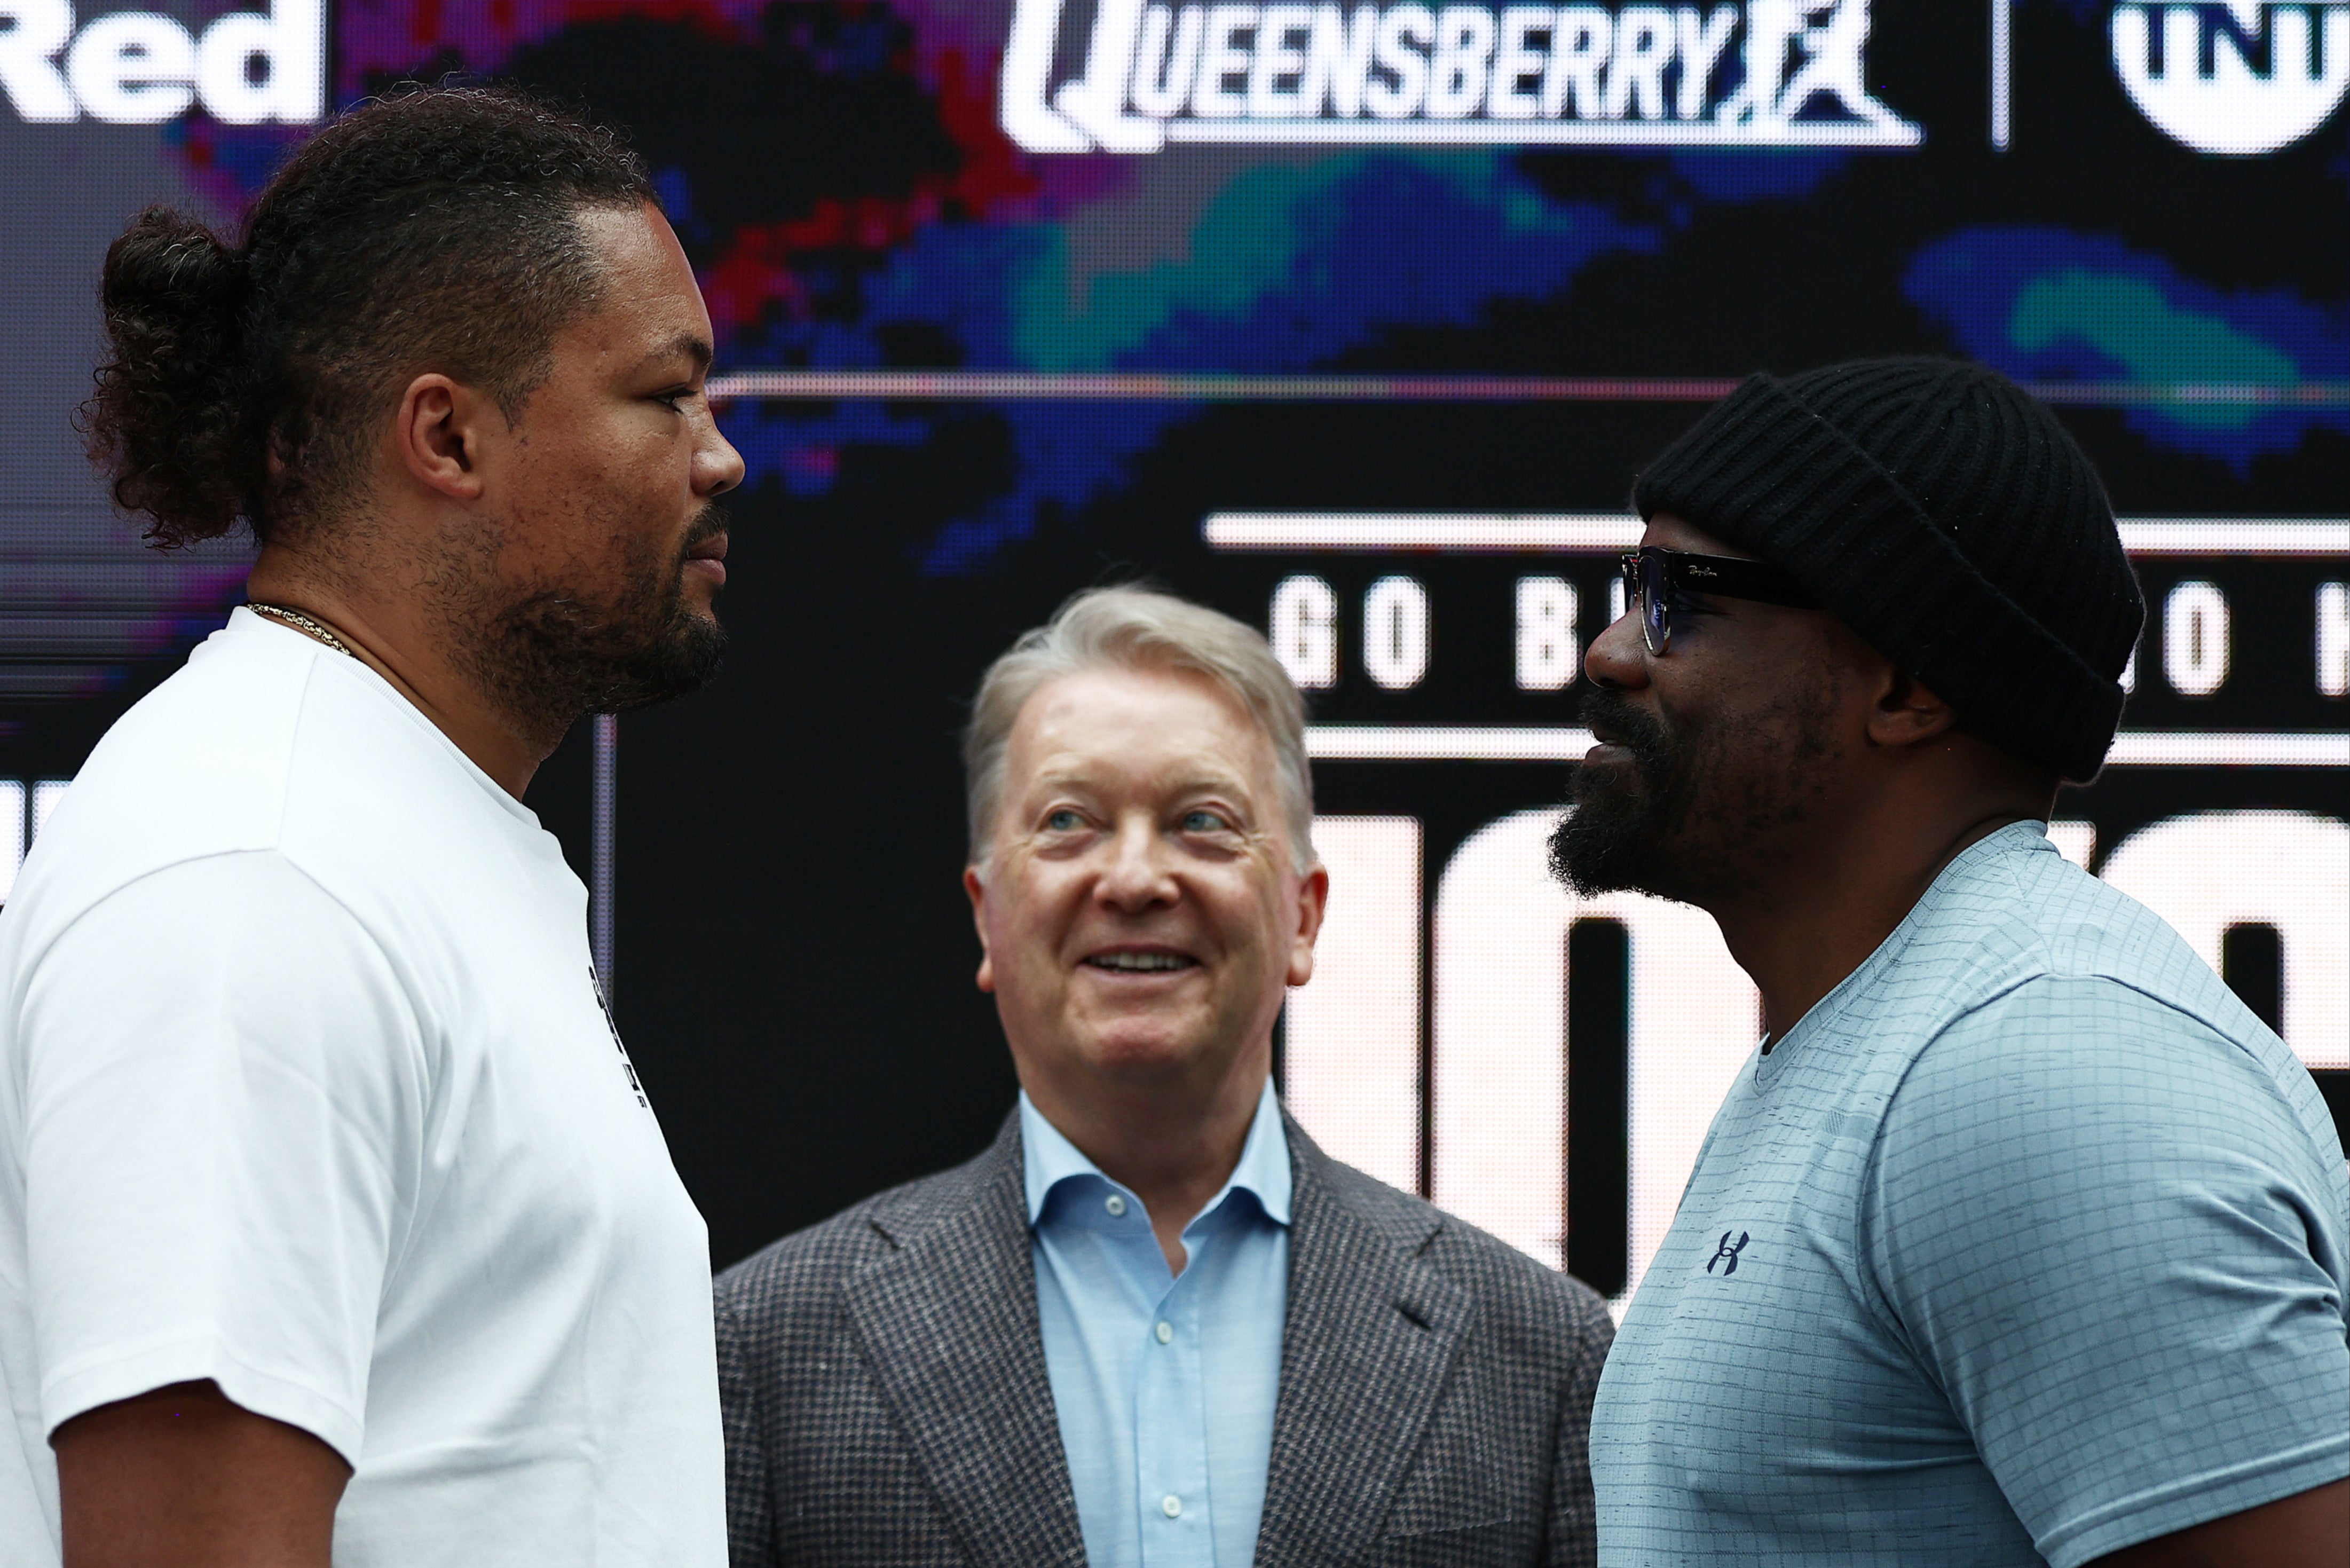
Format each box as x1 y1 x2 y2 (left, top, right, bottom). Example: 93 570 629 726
1105 1194 1127 1217
1161 1494 1182 1519
1155 1321 1173 1344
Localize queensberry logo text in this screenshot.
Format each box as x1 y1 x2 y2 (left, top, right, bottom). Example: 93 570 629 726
0 0 320 124
1001 0 1920 153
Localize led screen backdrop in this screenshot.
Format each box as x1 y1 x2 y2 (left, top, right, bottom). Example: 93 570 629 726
1 0 2345 1288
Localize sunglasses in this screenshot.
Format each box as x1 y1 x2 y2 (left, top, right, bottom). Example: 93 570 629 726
1618 546 1818 656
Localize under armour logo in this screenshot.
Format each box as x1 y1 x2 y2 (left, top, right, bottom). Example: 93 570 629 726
1706 1231 1750 1275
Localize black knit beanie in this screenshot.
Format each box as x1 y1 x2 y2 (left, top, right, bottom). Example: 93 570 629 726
1631 357 2144 782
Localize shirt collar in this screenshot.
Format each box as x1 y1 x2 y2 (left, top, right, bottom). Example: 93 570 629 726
1019 1077 1293 1231
1763 819 2057 1068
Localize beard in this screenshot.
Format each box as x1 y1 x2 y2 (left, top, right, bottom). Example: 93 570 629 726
450 501 729 748
1548 679 1838 906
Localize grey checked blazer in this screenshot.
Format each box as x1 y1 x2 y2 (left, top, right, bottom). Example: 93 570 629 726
714 1108 1613 1567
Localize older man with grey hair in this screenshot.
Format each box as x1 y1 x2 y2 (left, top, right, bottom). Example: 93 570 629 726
714 585 1614 1568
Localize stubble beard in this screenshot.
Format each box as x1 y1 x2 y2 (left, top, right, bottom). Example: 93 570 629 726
444 500 729 751
1548 681 1839 907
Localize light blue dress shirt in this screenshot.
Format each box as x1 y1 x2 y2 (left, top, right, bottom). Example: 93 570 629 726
1022 1081 1292 1568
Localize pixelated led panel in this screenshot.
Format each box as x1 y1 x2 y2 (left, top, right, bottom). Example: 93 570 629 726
1283 816 1423 1196
1257 515 2350 1309
8 0 2350 698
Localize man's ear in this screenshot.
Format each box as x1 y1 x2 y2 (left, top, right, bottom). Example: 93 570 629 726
1286 861 1330 990
1867 666 1962 752
963 864 996 994
393 374 490 502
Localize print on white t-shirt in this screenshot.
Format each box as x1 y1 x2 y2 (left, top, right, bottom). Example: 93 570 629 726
0 610 728 1568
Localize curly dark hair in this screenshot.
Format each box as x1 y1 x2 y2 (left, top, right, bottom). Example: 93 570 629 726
83 84 654 548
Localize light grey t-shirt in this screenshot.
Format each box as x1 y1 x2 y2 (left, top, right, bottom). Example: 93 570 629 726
1592 822 2349 1566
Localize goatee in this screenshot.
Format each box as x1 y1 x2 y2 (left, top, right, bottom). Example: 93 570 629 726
458 502 730 749
1548 686 1695 900
1549 677 1840 907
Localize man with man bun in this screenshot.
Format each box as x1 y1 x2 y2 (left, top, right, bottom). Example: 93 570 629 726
0 88 742 1565
715 586 1616 1567
1565 358 2347 1565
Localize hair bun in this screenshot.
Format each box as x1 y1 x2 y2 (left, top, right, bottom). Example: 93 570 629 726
82 207 258 547
83 87 654 550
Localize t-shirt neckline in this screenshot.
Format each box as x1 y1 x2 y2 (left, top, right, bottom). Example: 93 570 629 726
228 607 540 829
1754 820 2053 1083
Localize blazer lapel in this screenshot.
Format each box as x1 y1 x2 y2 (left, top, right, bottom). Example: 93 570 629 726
1253 1118 1472 1568
843 1116 1087 1568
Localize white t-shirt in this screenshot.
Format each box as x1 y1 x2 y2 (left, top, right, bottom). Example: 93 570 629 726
0 609 726 1566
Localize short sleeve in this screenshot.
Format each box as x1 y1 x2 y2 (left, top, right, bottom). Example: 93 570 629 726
1862 975 2350 1567
19 851 425 1462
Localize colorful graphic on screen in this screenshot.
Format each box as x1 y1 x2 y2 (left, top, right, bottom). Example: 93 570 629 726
2 0 2343 1280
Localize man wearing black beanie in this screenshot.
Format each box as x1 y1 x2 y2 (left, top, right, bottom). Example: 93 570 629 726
1559 359 2348 1567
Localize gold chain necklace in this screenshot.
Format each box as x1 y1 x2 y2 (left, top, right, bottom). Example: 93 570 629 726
246 601 355 658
